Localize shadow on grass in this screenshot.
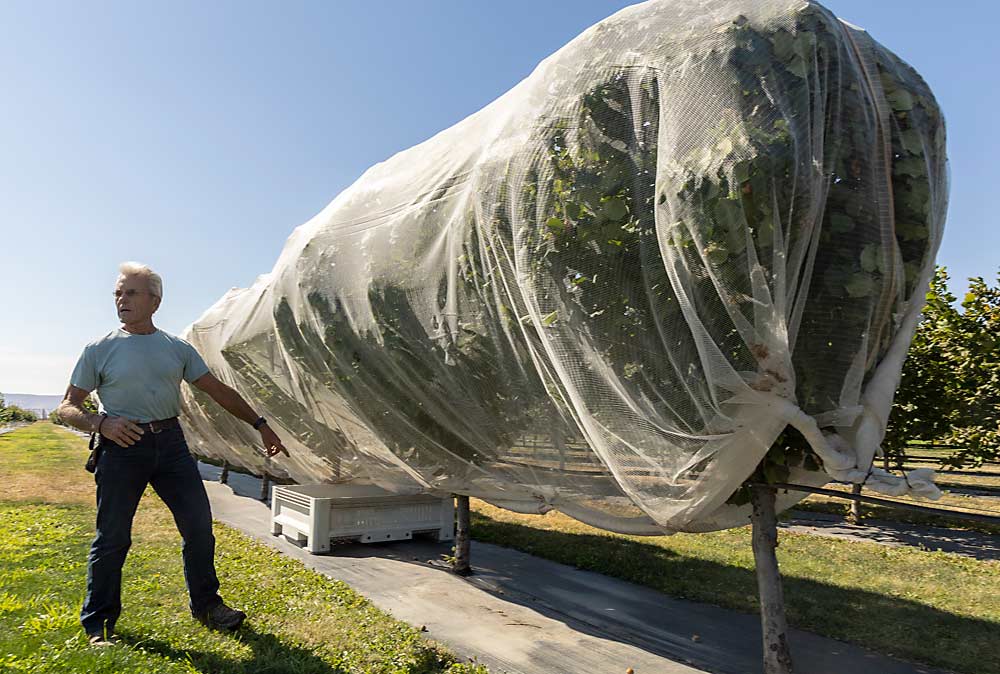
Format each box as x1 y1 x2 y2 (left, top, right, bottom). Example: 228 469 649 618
119 625 346 674
470 513 998 674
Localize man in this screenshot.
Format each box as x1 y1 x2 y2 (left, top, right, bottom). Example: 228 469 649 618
57 261 289 647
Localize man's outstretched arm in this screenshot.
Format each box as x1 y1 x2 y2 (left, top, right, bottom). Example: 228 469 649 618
191 373 289 457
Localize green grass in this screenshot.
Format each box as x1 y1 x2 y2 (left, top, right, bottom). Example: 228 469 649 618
0 423 486 674
470 500 1000 674
11 421 997 673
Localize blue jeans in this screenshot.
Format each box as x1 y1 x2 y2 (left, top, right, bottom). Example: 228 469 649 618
80 424 222 635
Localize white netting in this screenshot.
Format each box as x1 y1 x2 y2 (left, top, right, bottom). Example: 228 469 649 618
180 0 947 534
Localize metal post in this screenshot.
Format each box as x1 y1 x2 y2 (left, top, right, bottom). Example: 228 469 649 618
750 484 794 674
453 495 472 576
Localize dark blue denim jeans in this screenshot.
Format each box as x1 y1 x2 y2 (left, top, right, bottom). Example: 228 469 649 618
80 424 222 635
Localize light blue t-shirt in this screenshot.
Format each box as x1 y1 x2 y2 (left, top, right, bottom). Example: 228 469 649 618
70 328 210 423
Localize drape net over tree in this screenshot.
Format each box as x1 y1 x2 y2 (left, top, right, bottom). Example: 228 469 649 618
180 0 948 534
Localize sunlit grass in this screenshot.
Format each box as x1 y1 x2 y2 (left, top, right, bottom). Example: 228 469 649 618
0 423 486 674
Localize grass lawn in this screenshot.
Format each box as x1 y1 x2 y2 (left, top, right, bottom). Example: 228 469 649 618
470 499 1000 674
0 422 486 674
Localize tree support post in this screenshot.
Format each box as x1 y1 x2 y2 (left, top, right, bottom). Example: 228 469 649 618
848 483 863 523
220 460 229 485
260 474 271 501
453 495 472 576
750 484 794 674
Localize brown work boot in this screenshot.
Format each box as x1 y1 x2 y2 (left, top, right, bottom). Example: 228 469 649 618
194 602 246 631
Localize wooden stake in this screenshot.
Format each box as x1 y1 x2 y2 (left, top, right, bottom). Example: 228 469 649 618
453 495 472 576
848 483 863 523
260 474 271 501
220 461 229 485
750 484 794 674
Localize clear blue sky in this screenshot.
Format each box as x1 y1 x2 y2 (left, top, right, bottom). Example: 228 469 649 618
1 1 997 395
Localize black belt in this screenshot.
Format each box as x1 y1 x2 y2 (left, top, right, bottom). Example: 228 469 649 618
136 417 180 433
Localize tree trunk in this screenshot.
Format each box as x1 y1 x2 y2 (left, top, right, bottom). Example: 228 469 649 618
219 461 229 485
453 495 472 576
259 474 271 501
750 484 794 674
848 483 863 523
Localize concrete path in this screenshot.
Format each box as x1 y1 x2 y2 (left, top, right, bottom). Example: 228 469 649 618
0 422 33 436
200 466 947 674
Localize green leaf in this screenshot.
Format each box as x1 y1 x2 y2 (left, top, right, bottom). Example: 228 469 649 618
899 181 931 217
786 56 808 79
546 216 565 231
704 242 729 265
830 213 855 234
541 311 559 326
578 187 603 209
860 244 879 273
713 197 742 233
771 30 795 62
763 462 790 484
898 221 928 242
900 128 924 156
886 88 914 111
845 273 875 298
602 197 628 221
703 178 721 202
894 156 926 178
733 160 752 184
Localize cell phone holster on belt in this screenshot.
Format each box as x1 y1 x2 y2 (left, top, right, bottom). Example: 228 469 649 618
85 432 102 473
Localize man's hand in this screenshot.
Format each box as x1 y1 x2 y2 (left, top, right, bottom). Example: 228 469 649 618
193 372 290 459
101 416 145 447
260 425 289 458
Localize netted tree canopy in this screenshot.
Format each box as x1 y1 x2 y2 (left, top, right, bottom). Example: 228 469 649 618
180 0 947 534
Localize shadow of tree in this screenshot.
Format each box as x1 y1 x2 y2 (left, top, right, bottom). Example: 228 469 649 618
119 624 347 674
782 509 1000 561
470 512 999 674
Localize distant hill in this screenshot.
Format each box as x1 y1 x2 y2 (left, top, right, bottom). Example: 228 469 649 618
2 393 63 415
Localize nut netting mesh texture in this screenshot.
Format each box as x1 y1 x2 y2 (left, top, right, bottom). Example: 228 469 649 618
180 0 947 534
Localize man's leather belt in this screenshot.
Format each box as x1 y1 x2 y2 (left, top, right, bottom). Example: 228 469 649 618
137 417 180 433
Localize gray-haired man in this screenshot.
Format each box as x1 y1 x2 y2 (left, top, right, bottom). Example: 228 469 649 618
57 262 289 646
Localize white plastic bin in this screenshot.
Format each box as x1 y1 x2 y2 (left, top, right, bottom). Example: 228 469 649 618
270 484 455 553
